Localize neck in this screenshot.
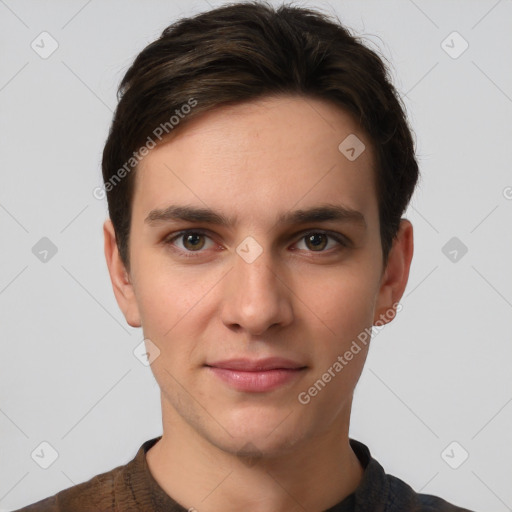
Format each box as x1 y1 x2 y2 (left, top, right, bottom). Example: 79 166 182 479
146 400 364 512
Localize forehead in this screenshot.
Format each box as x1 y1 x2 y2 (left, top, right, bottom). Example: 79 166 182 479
132 95 378 229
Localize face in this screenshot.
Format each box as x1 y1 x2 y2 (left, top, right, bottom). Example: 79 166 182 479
105 94 412 458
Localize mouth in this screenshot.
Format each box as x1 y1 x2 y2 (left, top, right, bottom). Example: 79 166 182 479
205 357 307 392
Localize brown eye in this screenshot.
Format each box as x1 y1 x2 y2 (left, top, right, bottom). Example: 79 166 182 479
182 233 206 251
304 233 328 251
294 231 347 253
165 230 215 254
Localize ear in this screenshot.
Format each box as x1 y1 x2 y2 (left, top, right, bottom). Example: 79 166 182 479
103 219 141 328
373 219 414 326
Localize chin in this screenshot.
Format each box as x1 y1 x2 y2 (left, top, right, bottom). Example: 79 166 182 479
211 409 310 457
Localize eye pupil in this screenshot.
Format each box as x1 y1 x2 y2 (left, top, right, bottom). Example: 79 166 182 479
183 233 205 251
306 233 327 251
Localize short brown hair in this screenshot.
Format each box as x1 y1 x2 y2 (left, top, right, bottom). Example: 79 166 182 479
102 0 419 270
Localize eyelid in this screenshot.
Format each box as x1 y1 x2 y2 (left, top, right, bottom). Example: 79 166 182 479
164 229 218 255
295 229 351 247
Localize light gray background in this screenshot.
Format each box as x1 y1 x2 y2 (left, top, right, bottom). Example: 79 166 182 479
1 0 511 510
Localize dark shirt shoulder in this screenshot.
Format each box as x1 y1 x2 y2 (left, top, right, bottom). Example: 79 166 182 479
12 461 126 511
386 473 474 511
337 439 476 512
11 437 169 511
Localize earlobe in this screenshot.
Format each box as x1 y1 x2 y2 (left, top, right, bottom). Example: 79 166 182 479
103 219 142 328
373 219 414 326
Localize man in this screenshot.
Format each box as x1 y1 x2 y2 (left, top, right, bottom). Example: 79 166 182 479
15 1 476 510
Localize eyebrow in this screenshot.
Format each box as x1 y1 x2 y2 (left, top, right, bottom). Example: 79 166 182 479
144 203 367 230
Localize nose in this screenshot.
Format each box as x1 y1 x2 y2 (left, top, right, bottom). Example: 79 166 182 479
220 245 294 336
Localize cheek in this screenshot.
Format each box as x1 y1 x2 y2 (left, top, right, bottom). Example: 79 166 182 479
299 274 376 409
134 270 207 380
305 267 379 339
132 259 186 333
132 257 221 340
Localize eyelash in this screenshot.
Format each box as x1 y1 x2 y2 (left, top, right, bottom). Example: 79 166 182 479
163 229 349 258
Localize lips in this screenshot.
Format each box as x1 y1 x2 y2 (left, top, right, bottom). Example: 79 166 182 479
205 357 307 392
206 357 306 371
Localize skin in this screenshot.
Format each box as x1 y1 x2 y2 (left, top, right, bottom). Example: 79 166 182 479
104 94 414 512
